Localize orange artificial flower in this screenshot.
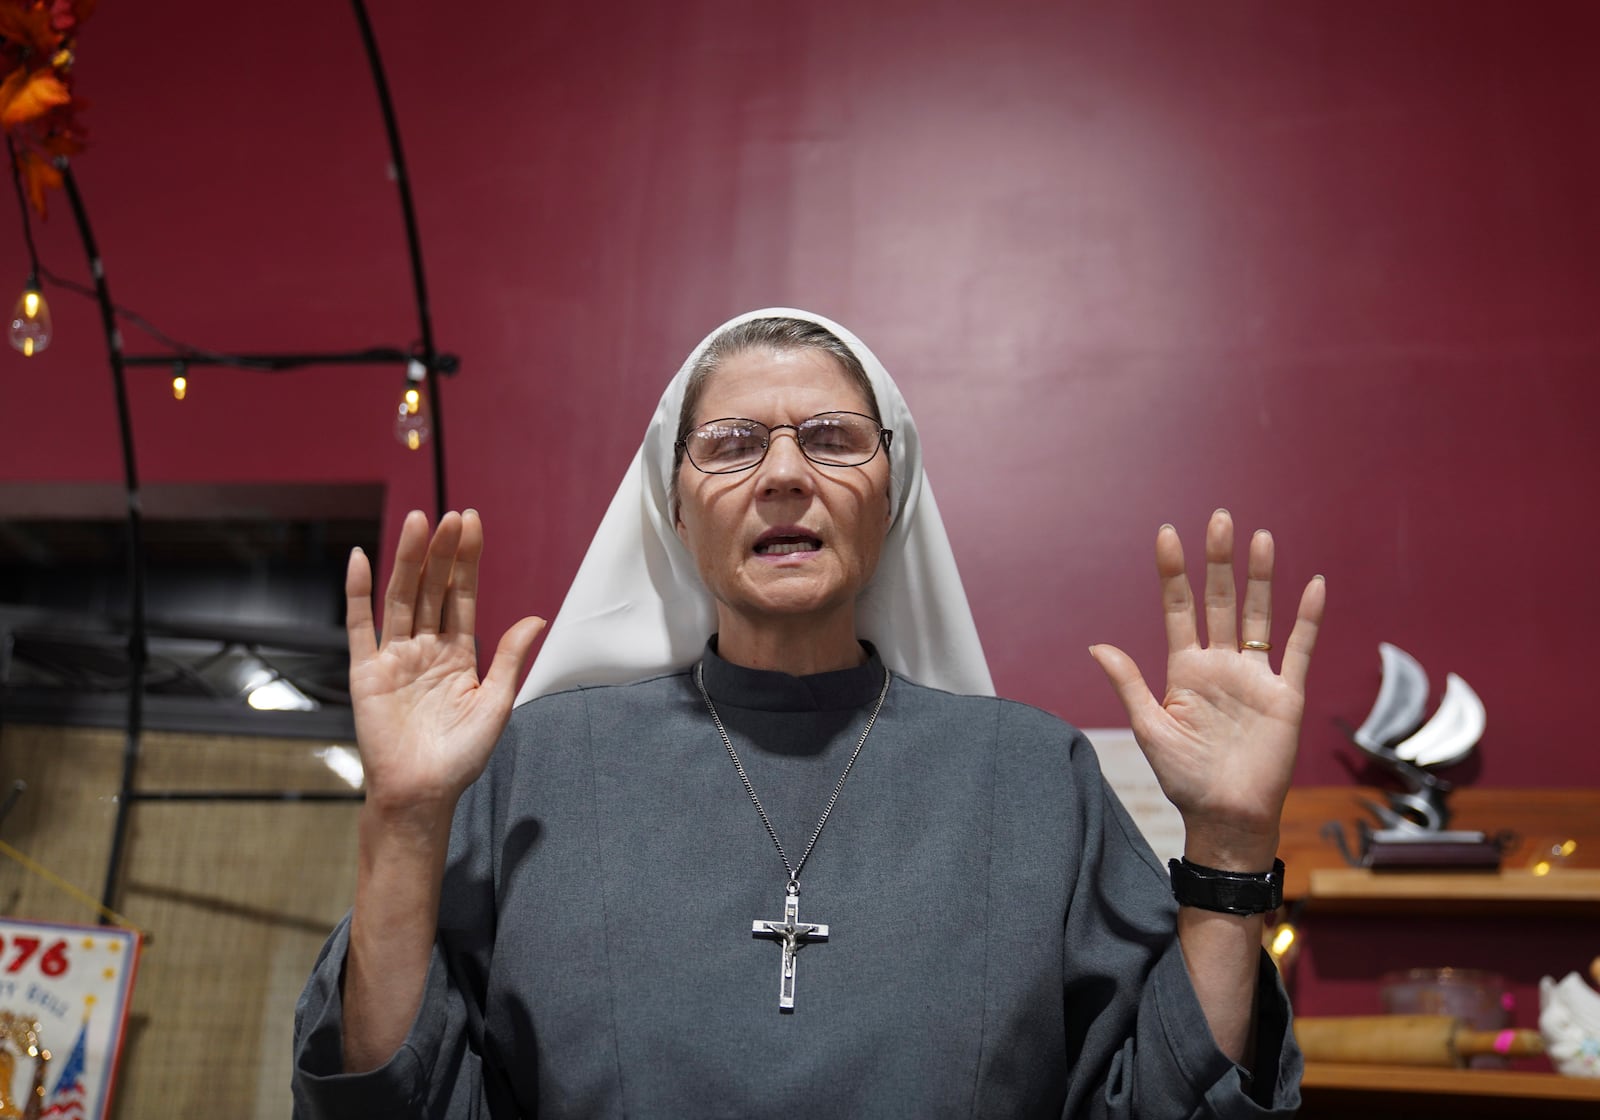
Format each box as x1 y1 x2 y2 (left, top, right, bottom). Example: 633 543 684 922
16 146 59 215
0 4 59 56
1 0 92 217
0 69 70 127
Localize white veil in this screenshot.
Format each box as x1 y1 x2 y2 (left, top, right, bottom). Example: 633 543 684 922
514 308 993 703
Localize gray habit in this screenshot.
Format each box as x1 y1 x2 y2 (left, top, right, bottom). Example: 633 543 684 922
293 643 1301 1118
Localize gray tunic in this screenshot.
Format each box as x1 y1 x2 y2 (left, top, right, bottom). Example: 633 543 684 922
293 645 1300 1118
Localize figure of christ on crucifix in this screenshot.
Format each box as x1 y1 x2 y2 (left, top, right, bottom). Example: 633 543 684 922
752 888 829 1011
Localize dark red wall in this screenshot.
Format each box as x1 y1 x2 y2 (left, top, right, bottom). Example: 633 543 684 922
4 0 1597 1040
5 15 1598 773
9 3 1599 786
9 4 1600 762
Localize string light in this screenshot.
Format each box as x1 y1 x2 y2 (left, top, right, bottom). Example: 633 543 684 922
171 360 187 400
8 274 51 357
1265 901 1306 973
395 358 431 450
1267 923 1298 964
1530 838 1578 877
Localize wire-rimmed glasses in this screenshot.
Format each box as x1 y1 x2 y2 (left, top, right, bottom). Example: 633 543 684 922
677 411 893 475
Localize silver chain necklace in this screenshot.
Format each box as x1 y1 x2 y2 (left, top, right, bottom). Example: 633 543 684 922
694 659 891 1011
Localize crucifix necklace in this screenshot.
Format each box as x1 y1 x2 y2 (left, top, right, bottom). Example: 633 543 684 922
694 660 891 1012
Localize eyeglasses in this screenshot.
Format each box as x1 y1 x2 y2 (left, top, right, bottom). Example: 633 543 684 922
676 411 893 475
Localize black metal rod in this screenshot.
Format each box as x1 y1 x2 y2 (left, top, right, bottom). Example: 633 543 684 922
350 0 448 520
128 790 365 803
121 348 460 371
57 160 147 926
0 781 24 831
5 137 41 277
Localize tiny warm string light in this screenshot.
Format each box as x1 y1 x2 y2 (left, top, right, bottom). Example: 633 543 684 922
1530 838 1578 877
395 358 431 449
1268 923 1297 963
171 360 187 400
1265 900 1306 973
5 0 95 359
8 274 52 356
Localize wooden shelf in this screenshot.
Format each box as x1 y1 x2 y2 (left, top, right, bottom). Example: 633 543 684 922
1304 1063 1600 1100
1300 868 1600 914
1278 786 1600 900
1300 1063 1600 1117
1283 790 1600 1116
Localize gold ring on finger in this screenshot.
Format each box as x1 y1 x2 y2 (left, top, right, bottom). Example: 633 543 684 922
1241 639 1272 652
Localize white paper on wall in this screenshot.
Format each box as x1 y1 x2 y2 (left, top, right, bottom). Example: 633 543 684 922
1085 728 1186 867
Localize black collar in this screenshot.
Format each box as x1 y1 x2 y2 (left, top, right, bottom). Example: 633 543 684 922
698 637 887 713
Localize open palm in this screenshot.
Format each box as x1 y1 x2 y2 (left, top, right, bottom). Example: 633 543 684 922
1091 510 1325 862
346 510 546 814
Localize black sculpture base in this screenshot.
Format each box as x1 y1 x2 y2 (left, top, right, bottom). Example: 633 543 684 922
1365 829 1502 871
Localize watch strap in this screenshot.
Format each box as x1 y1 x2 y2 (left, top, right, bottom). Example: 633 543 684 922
1168 856 1285 915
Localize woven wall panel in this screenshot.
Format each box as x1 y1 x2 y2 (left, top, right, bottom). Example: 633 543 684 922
0 723 360 1118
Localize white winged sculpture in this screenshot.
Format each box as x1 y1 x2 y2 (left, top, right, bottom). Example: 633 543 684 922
1347 642 1487 835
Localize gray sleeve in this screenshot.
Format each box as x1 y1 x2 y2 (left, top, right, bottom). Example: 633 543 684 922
290 747 507 1120
1022 707 1301 1118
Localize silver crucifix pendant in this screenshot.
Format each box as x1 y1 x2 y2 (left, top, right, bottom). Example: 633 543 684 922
751 884 828 1011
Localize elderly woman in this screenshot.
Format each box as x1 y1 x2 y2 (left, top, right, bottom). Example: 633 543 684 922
293 310 1322 1118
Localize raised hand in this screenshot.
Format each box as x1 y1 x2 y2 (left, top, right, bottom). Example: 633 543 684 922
1089 509 1325 868
345 509 546 818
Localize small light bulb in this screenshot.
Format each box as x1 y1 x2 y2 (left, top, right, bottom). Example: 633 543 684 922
1528 837 1578 876
1269 925 1296 958
172 375 188 400
1265 920 1301 971
9 280 52 356
395 365 432 450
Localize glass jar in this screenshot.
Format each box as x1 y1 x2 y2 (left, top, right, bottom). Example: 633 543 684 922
1380 967 1513 1068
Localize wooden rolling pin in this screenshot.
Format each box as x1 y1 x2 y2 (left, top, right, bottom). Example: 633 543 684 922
1293 1014 1544 1067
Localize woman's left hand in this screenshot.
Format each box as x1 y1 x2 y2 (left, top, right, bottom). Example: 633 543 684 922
1090 509 1325 869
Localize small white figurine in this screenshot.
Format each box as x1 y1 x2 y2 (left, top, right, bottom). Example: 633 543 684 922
1540 962 1600 1078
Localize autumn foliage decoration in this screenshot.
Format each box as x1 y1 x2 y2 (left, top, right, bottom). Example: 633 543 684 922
1 0 93 218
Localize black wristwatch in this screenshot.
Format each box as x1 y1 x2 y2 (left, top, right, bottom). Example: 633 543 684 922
1167 857 1285 915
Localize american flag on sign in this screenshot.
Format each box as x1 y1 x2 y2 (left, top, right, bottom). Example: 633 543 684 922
40 1019 87 1119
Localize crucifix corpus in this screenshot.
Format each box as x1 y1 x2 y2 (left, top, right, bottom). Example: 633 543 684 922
752 886 828 1011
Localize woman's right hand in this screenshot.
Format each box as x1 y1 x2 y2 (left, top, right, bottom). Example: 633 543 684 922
345 509 546 820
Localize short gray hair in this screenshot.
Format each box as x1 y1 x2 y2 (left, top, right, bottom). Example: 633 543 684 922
670 317 882 512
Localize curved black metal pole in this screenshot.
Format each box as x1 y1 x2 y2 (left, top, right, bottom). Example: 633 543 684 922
19 16 454 930
57 158 147 925
5 137 42 278
350 0 449 521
